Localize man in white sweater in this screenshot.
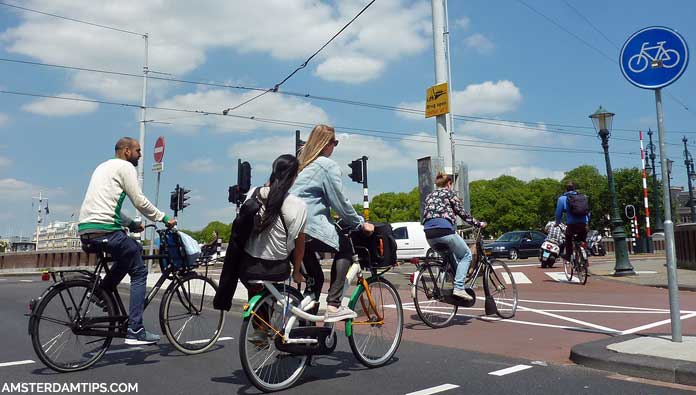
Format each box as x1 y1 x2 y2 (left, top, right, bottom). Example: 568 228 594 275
79 137 176 345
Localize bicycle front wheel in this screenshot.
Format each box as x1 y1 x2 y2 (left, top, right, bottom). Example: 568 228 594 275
31 279 116 373
484 260 518 319
576 250 589 285
563 256 574 282
413 263 458 328
239 285 307 393
348 277 403 368
161 274 225 354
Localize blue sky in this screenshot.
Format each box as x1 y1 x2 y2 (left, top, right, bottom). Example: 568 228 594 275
1 0 696 236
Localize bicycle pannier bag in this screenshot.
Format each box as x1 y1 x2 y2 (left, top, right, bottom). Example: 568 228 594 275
351 222 398 267
567 193 589 216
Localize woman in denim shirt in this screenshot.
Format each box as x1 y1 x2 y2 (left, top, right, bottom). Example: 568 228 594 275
290 124 374 322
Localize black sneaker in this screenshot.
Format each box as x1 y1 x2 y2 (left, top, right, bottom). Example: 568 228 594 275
125 328 160 345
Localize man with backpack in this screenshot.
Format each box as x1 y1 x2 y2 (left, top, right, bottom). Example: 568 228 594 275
555 182 590 262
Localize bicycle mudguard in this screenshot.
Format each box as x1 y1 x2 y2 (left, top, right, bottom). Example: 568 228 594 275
241 293 264 319
344 277 372 337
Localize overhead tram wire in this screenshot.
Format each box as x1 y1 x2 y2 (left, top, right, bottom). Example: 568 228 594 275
221 0 377 115
0 1 144 36
517 0 696 118
0 88 637 157
3 56 696 144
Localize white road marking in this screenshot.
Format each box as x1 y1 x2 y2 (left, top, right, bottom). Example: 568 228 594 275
620 312 696 335
502 272 532 284
635 271 658 274
20 280 33 283
0 360 35 367
186 336 234 345
406 384 460 395
515 298 690 312
489 364 533 376
544 272 580 283
493 263 540 269
513 303 619 334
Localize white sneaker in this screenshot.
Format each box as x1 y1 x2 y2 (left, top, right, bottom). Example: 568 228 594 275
324 306 358 323
453 288 473 301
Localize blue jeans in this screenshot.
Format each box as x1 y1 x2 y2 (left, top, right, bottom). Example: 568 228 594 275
84 231 148 331
427 234 472 290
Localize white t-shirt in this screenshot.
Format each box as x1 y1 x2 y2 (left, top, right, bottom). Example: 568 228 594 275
244 186 307 261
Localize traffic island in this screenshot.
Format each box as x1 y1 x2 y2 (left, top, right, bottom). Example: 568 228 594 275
570 334 696 385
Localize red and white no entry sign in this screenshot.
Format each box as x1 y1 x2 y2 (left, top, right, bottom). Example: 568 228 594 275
154 136 165 163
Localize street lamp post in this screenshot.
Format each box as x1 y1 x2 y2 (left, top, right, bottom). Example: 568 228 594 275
590 106 635 276
647 130 664 233
683 137 696 223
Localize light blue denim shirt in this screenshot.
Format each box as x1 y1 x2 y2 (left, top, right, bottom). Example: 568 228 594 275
289 156 364 250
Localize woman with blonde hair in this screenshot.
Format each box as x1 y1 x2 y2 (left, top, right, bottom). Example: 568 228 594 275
422 172 486 300
290 124 374 322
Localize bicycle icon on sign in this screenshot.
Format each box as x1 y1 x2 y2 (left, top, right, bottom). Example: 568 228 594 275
628 41 681 73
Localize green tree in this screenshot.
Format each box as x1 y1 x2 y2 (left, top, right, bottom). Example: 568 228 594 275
181 221 232 243
526 178 563 228
368 187 420 223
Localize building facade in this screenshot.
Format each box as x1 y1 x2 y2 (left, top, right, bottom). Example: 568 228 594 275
33 221 81 250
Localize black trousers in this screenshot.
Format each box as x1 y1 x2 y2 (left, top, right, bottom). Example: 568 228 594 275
302 234 353 309
565 223 588 257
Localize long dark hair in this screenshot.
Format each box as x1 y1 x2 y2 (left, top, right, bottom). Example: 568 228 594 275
255 154 299 233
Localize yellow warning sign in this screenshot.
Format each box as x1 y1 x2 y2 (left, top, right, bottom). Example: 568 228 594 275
425 82 450 118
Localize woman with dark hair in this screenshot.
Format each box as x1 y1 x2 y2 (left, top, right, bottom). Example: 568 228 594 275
244 154 307 285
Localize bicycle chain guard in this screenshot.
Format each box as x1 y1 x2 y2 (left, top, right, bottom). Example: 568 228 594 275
274 326 338 356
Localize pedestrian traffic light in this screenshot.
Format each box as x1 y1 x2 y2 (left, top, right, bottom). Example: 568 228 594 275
178 187 191 211
348 159 363 183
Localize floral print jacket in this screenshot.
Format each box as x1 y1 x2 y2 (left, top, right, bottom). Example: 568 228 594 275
422 187 480 227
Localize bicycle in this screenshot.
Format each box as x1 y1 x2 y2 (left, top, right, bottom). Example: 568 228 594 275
28 225 225 373
628 40 680 73
563 239 589 285
238 225 404 393
411 227 518 328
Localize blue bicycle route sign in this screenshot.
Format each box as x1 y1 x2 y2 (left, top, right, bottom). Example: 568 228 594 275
620 26 689 90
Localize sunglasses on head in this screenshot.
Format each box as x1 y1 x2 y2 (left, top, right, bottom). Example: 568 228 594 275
330 139 339 147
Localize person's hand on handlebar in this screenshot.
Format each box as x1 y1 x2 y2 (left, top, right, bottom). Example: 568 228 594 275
478 221 487 229
166 217 178 228
362 222 375 235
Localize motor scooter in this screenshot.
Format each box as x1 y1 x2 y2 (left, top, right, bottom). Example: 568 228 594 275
587 230 606 256
540 221 566 268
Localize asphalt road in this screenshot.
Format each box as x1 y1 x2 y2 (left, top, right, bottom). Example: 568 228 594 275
1 269 695 394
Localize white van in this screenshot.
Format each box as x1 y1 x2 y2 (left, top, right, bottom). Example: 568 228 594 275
391 222 431 261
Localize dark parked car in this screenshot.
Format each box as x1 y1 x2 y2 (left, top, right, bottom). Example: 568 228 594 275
484 231 546 260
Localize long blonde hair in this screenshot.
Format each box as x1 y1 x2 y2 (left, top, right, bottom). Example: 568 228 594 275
298 124 335 171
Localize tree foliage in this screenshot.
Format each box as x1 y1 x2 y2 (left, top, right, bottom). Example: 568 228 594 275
180 221 231 243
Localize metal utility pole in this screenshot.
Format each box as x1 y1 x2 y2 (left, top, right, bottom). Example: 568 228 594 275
32 192 46 251
430 0 453 174
655 88 681 342
647 129 664 233
683 137 696 222
138 34 149 191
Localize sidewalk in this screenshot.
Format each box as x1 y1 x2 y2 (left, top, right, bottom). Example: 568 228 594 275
571 254 696 385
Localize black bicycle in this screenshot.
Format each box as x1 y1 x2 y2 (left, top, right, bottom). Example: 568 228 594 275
411 227 518 328
563 239 589 285
28 226 225 373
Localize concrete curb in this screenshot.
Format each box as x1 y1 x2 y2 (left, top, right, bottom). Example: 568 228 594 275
570 334 696 386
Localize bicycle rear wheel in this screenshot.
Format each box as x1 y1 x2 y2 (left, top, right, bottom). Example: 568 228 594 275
576 249 589 285
239 286 307 393
413 263 458 328
348 277 403 368
161 274 225 354
483 260 518 319
31 279 116 372
563 256 574 282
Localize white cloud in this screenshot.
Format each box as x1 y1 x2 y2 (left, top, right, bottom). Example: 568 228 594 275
464 33 495 53
181 158 220 173
0 178 66 201
1 0 431 98
151 89 329 134
21 93 99 116
315 56 385 83
455 17 471 30
0 113 8 127
0 156 12 169
398 80 523 120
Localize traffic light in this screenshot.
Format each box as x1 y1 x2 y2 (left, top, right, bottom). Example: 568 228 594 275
239 161 251 194
348 159 363 183
170 186 179 212
178 187 191 211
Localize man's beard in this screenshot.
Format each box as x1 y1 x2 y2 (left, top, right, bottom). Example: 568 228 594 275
129 158 139 167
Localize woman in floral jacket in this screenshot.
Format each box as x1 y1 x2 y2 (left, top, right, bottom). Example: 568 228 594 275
422 172 486 300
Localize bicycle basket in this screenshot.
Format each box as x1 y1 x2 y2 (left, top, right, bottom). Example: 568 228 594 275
161 231 201 270
350 222 397 268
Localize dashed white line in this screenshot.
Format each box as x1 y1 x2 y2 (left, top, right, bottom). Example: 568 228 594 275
488 364 533 376
544 272 580 283
406 384 460 395
502 272 532 284
0 360 35 368
105 347 143 355
186 336 234 345
19 280 33 283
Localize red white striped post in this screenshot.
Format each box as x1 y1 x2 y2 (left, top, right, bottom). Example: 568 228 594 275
640 131 652 237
